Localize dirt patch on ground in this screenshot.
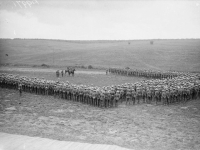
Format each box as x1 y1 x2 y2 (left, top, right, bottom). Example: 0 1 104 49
0 88 200 150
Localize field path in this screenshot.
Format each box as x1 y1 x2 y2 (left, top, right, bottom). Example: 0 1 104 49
0 132 131 150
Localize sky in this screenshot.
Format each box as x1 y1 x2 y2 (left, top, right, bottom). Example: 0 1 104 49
0 0 200 40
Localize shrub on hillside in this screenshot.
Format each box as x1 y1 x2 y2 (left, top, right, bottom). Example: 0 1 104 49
41 64 49 68
88 65 93 69
81 65 87 69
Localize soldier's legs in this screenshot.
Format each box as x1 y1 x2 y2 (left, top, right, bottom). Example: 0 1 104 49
136 96 140 104
102 100 105 108
19 89 22 96
59 91 62 99
183 93 186 102
162 97 166 105
126 97 130 105
96 98 99 107
66 92 69 100
111 97 114 107
99 100 102 107
93 98 96 106
108 99 111 107
116 99 119 107
132 97 135 105
88 97 90 104
198 90 200 98
87 96 89 104
57 91 59 98
166 97 169 105
63 92 66 99
146 96 149 104
98 98 101 107
177 94 180 103
92 98 95 106
90 97 93 105
104 99 107 108
149 96 152 104
143 95 146 103
89 97 92 105
83 95 85 103
95 98 98 107
140 95 144 104
113 98 116 107
79 95 81 102
155 96 159 105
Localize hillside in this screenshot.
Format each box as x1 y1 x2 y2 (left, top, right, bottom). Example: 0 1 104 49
0 39 200 72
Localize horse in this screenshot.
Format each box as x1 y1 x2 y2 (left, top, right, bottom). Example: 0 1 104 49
65 68 76 76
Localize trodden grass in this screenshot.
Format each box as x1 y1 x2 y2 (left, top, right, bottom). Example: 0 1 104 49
0 67 146 87
0 88 200 150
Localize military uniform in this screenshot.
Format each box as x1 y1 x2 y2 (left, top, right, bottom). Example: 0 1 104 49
18 83 22 96
126 88 132 105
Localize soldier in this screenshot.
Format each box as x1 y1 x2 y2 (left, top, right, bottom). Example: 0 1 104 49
45 84 49 95
146 89 152 104
109 89 115 107
79 87 84 103
99 90 105 108
96 89 101 107
142 87 147 103
106 90 112 107
59 85 63 99
169 88 174 104
61 70 64 77
18 82 22 97
165 89 170 105
174 88 179 103
92 89 97 106
136 88 142 104
194 85 199 100
114 90 120 107
126 88 132 105
161 89 167 105
154 88 160 105
183 87 188 103
56 70 59 78
83 88 88 104
106 69 108 75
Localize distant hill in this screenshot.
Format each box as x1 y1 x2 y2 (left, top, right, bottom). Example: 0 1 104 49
0 39 200 72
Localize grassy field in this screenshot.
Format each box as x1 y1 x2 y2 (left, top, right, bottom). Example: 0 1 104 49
0 39 200 150
0 67 147 87
0 39 200 72
0 88 200 150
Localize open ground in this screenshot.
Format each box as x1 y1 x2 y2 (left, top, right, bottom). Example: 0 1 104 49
0 39 200 72
0 67 200 150
0 87 200 150
0 39 200 150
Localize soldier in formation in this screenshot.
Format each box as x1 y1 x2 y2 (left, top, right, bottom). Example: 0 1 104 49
18 82 22 96
56 70 59 78
108 67 181 79
0 71 200 108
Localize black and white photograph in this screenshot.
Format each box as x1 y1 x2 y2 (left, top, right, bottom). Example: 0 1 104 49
0 0 200 150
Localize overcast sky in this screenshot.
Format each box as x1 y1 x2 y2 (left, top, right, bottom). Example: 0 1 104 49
0 0 200 40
